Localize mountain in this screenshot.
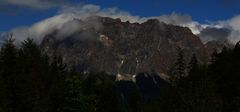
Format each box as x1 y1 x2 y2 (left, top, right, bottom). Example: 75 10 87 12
40 16 220 80
205 40 234 53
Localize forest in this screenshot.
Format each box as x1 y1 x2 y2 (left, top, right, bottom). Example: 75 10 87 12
0 37 240 112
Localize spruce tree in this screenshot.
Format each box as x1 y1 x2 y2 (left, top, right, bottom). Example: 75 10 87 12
188 53 198 75
171 49 186 84
0 37 18 112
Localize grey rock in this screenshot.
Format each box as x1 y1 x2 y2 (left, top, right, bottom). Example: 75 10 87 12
41 16 215 80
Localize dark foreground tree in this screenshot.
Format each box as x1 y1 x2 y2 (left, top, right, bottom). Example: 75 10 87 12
170 49 186 85
0 37 18 112
1 37 240 112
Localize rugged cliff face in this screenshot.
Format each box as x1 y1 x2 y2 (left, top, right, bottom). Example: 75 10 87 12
41 16 206 80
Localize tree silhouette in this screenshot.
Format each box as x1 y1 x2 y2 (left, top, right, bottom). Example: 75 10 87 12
0 37 18 112
170 49 186 85
188 53 198 75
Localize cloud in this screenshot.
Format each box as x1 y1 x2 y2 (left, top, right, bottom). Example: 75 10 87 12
8 14 76 44
198 27 231 43
59 5 198 26
154 13 240 44
57 16 102 40
229 15 240 31
8 4 144 44
0 31 5 40
7 3 240 44
0 0 67 10
197 15 240 44
58 5 219 41
156 13 192 25
154 13 209 34
58 4 145 23
225 15 240 43
58 5 209 35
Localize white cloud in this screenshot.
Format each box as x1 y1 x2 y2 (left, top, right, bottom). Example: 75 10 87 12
58 5 209 35
229 15 240 31
154 13 240 44
58 4 144 23
8 4 144 44
0 0 67 9
7 3 240 44
11 14 76 44
225 15 240 43
156 13 192 25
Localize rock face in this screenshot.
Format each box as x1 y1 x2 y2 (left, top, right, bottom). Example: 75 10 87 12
205 40 234 53
41 16 206 80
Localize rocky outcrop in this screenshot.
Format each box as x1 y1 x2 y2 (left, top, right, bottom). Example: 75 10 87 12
41 16 206 80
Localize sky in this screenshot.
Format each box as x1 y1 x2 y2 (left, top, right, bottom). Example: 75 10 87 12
1 0 240 44
78 0 240 21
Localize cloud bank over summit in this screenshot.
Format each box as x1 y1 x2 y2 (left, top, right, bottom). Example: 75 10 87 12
3 4 240 44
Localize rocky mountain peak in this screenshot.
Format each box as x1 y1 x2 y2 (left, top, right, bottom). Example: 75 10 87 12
41 16 207 80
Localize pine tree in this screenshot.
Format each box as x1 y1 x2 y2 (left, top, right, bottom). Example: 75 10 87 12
82 72 123 112
17 38 49 112
188 53 198 75
0 37 19 112
171 49 186 84
210 49 218 64
234 41 240 55
63 72 94 112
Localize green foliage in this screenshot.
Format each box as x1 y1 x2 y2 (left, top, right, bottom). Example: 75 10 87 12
63 74 94 112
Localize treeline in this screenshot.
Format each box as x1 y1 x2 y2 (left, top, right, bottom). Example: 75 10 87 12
145 43 240 112
0 37 240 112
0 38 126 112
